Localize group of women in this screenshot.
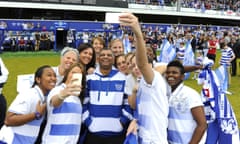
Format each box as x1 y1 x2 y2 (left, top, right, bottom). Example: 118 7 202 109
0 35 140 144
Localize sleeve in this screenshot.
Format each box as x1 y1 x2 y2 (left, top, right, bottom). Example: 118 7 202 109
188 89 203 109
120 85 134 126
82 79 92 127
0 58 9 84
47 86 61 107
8 92 33 114
125 76 134 96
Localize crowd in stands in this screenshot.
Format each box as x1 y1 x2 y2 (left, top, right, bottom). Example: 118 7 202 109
2 32 54 52
0 12 239 143
127 0 240 12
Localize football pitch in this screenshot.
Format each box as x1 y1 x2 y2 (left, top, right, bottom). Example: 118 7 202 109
1 51 239 127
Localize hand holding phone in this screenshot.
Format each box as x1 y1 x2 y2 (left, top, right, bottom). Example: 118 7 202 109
72 73 82 86
71 73 82 95
105 12 122 23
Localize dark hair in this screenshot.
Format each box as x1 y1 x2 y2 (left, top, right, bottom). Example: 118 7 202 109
114 54 125 68
167 60 185 74
32 65 52 87
62 63 86 103
129 52 136 63
77 43 96 71
129 52 152 66
99 47 113 55
219 42 226 49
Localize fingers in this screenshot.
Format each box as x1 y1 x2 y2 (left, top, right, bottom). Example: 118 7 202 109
119 13 138 26
36 100 47 115
126 120 138 136
61 84 81 98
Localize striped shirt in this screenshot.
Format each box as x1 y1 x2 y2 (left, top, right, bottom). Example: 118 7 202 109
220 46 235 67
177 46 185 61
82 66 133 136
42 83 82 144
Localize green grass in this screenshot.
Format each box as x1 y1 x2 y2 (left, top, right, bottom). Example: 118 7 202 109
1 51 60 106
1 51 240 128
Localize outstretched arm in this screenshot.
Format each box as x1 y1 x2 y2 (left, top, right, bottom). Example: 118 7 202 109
119 13 154 84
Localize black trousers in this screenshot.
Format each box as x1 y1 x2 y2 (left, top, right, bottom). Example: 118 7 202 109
84 132 125 144
0 94 6 129
231 59 236 76
207 53 216 62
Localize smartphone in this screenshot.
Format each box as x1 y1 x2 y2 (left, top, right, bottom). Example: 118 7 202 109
72 73 82 86
105 12 122 23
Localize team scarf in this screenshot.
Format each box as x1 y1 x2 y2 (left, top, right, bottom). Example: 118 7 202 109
123 34 132 54
215 64 229 92
183 40 195 79
124 133 138 144
159 39 176 63
198 60 239 144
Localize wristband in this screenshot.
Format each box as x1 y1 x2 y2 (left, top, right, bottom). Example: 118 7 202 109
57 93 65 100
35 112 42 120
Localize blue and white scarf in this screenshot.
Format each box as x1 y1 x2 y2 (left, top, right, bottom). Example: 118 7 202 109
198 60 239 144
183 40 195 79
159 39 176 63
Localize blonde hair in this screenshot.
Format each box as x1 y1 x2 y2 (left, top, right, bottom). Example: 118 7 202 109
61 47 79 58
108 38 124 49
91 37 105 47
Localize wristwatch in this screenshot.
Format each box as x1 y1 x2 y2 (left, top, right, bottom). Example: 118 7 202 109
35 112 42 120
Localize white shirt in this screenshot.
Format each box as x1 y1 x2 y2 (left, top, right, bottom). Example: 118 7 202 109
137 70 169 144
0 57 8 84
168 83 203 144
0 86 45 144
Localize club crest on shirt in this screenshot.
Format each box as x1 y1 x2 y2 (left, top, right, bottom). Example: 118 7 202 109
170 95 189 113
115 84 123 91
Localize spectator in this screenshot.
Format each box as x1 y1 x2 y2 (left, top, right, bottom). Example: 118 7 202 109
35 32 41 51
228 36 238 76
0 65 56 144
176 41 185 63
18 37 25 51
10 37 17 52
186 32 197 54
26 38 34 51
83 48 133 144
219 42 235 93
196 33 205 55
0 57 9 129
207 33 218 62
